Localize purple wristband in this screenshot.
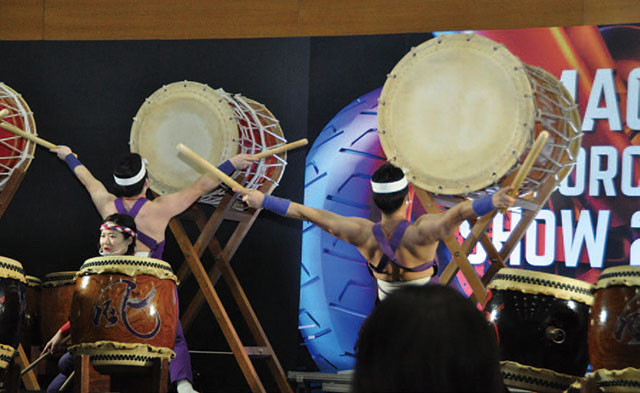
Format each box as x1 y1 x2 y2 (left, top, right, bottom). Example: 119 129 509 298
262 194 290 216
64 153 82 170
218 160 235 176
472 195 495 216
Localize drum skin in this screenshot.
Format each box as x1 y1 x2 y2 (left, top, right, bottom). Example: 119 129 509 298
589 267 640 370
40 272 77 343
70 272 177 350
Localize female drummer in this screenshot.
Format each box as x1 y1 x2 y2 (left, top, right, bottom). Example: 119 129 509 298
43 214 199 393
238 163 515 300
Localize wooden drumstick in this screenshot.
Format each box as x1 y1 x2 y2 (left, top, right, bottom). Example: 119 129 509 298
0 108 10 119
251 138 308 159
21 335 71 376
176 143 247 192
59 371 75 391
0 120 57 150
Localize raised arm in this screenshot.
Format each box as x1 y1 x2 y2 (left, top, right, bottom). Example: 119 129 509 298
240 189 371 247
408 186 515 245
51 145 115 217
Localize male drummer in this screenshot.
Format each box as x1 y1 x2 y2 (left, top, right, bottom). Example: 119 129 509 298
237 163 515 300
51 145 256 393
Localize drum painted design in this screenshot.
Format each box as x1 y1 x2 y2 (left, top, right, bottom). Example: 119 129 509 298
589 266 640 370
70 256 178 368
0 256 26 369
130 81 287 206
485 268 593 392
21 275 41 350
378 33 582 195
40 271 77 344
0 83 36 191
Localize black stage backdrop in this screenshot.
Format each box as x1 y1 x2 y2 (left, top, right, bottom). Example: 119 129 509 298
0 33 428 391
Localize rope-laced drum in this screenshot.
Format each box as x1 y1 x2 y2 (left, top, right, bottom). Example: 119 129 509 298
130 81 287 206
0 83 36 191
484 268 594 393
40 271 77 344
0 256 26 369
69 256 178 372
378 33 582 196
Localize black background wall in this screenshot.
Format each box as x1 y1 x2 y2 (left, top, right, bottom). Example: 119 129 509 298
0 33 429 391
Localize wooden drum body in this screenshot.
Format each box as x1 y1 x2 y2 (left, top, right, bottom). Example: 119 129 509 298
0 83 36 191
377 33 582 196
69 256 178 371
484 268 593 392
589 266 640 371
21 275 41 350
130 81 287 206
40 271 76 343
0 256 26 369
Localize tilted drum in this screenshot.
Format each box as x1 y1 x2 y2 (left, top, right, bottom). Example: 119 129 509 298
0 256 26 369
0 83 36 191
484 268 593 392
130 81 287 206
69 256 178 371
378 33 582 196
40 271 77 344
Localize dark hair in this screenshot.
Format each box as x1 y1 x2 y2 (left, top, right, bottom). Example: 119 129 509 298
112 153 148 197
371 163 409 214
102 213 137 255
353 285 504 393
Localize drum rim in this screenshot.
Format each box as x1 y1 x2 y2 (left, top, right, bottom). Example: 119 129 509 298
488 267 594 306
0 256 26 283
42 271 78 287
378 33 535 194
595 265 640 289
69 340 176 367
590 367 640 390
0 343 16 369
501 360 581 393
79 256 178 283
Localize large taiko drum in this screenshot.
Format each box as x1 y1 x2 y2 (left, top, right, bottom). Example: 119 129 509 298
0 83 37 192
377 33 582 196
20 275 41 351
130 81 287 206
40 271 77 344
0 256 26 369
589 266 640 371
69 256 178 372
484 268 593 393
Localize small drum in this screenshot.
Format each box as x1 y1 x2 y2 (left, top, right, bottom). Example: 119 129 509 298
20 275 41 351
0 256 26 369
589 266 640 371
0 83 36 191
378 33 582 195
485 268 594 392
130 81 287 206
69 256 178 371
40 271 77 344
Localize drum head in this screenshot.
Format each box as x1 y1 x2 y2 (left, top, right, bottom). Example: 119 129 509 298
130 81 237 196
378 33 535 194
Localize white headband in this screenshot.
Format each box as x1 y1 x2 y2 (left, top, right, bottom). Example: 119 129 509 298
113 159 147 186
371 176 408 193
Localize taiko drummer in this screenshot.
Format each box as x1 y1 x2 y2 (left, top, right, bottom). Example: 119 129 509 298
238 163 515 300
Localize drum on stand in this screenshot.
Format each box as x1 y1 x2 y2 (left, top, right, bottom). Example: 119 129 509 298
377 33 582 196
20 275 41 352
484 268 593 393
130 81 287 206
0 82 36 192
69 256 178 373
40 271 77 344
0 256 26 370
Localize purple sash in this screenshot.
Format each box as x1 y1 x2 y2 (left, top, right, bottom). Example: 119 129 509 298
369 220 436 274
114 197 166 259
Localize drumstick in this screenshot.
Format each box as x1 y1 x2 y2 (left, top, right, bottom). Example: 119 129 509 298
176 143 247 192
21 335 71 376
59 371 75 391
0 120 57 150
0 108 9 119
251 138 308 159
499 130 549 212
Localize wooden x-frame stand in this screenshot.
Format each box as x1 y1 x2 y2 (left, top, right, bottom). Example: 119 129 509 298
166 178 293 393
413 173 559 304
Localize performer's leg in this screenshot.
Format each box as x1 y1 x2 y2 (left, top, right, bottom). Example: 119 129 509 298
169 320 193 384
46 352 74 392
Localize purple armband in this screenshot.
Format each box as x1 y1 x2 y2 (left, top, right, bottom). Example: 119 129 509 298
218 160 235 176
262 194 290 216
65 153 82 170
472 195 495 216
